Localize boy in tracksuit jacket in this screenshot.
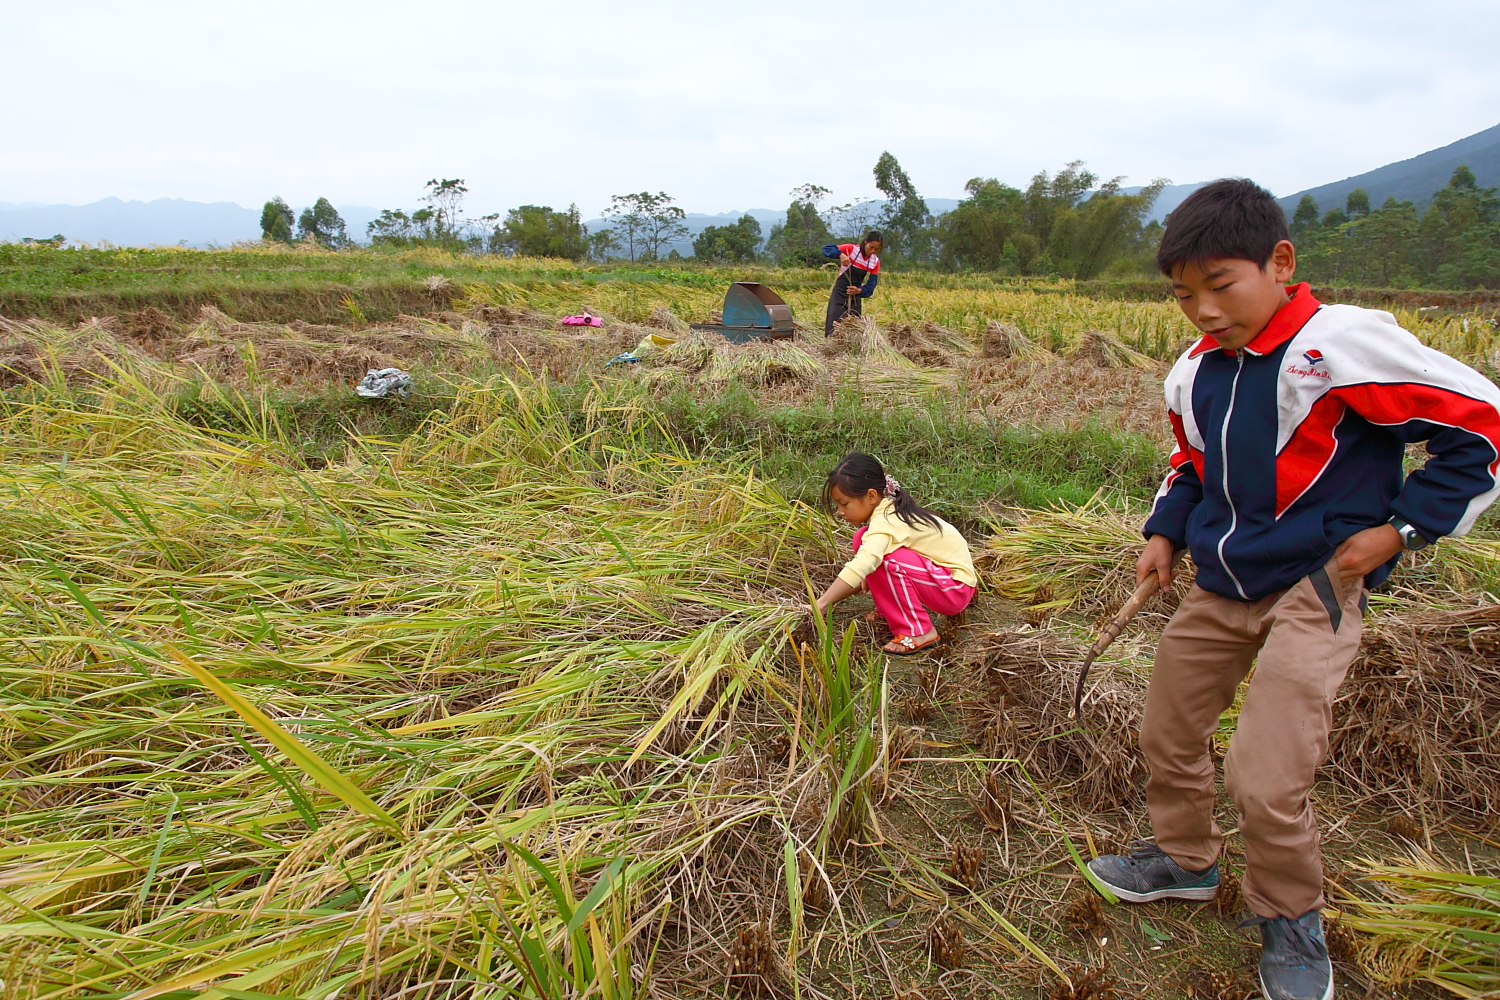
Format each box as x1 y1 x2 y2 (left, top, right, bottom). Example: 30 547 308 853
1085 180 1500 1000
822 230 882 335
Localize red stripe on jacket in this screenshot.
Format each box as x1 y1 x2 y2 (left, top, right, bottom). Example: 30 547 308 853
1167 409 1205 486
1275 383 1500 516
838 243 881 276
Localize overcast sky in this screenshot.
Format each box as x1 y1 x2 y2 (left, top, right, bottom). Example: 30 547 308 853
4 0 1497 216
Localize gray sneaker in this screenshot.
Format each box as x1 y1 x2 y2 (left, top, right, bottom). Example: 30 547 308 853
1085 841 1220 903
1243 910 1333 1000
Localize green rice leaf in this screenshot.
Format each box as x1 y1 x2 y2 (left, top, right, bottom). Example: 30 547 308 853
163 647 399 834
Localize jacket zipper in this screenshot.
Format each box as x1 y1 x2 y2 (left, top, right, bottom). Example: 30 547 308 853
1216 350 1250 599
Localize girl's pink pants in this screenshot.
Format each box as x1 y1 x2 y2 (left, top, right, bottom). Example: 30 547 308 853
853 526 975 637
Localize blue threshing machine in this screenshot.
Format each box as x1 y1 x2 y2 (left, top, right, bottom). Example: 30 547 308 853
689 282 795 343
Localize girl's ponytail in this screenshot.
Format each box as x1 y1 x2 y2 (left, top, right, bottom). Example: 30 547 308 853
826 452 942 530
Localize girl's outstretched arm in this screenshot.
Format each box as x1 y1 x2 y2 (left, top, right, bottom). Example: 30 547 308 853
812 577 857 614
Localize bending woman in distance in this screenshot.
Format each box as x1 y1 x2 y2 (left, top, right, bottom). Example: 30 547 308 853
822 230 882 335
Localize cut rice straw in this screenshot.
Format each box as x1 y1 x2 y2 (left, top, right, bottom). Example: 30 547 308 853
1340 853 1500 998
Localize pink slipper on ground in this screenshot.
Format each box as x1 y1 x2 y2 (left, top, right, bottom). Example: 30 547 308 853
883 633 944 656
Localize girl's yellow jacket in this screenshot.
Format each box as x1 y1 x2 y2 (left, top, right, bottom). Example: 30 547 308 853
837 498 979 589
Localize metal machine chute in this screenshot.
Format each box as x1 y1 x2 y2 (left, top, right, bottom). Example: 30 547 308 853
690 282 794 343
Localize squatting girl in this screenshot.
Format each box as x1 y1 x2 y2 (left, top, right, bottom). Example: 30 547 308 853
811 452 978 654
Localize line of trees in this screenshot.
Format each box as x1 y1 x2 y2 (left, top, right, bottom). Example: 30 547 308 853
932 163 1165 278
759 155 1167 278
1290 166 1499 289
354 183 689 262
257 154 1171 279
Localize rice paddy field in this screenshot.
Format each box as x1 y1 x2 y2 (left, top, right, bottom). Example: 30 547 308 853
1 245 1498 1000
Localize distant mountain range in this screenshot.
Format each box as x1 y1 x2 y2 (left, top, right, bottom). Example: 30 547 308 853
0 198 381 248
1277 122 1500 216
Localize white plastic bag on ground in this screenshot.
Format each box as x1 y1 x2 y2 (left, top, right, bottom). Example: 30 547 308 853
356 368 414 398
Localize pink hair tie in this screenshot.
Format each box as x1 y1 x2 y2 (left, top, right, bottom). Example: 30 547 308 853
883 474 902 498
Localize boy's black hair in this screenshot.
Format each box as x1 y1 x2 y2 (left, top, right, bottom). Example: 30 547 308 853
863 230 883 245
1155 178 1290 277
825 452 942 530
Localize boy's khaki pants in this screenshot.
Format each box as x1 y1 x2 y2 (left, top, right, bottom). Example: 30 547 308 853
1141 557 1364 919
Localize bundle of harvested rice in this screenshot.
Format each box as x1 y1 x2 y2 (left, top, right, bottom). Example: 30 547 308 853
1067 330 1159 370
882 321 973 367
603 321 652 352
320 344 401 380
481 323 581 374
1340 855 1500 997
646 304 691 335
284 318 359 342
885 324 946 366
704 340 820 387
248 339 323 380
177 340 243 376
919 320 975 354
981 320 1051 361
1394 535 1500 598
0 334 46 387
963 629 1148 808
188 303 236 335
1329 598 1500 821
650 332 722 373
466 302 525 326
978 495 1195 616
0 317 154 386
959 354 1170 440
121 306 175 345
821 316 914 367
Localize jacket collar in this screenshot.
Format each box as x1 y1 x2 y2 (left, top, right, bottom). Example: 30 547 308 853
1187 282 1321 358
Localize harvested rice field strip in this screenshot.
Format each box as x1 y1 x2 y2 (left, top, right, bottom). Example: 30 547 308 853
5 243 1497 370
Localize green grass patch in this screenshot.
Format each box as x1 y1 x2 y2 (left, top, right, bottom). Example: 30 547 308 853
615 381 1163 518
87 374 1166 518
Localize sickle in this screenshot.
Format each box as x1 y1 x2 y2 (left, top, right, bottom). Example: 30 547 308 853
1070 551 1184 719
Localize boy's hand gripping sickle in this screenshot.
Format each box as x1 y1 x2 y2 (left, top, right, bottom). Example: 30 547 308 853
1071 549 1185 719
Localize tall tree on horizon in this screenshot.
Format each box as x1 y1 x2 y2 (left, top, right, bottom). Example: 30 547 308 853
296 198 349 247
496 204 588 260
1346 187 1371 219
873 152 931 262
421 179 469 243
1294 164 1500 288
932 161 1163 277
692 214 762 263
1291 194 1321 240
765 184 834 267
260 197 294 243
603 192 688 261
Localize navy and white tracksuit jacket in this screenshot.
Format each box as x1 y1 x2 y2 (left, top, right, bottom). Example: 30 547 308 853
1143 283 1500 602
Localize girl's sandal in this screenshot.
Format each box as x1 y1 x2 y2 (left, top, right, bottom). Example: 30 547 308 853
883 633 944 656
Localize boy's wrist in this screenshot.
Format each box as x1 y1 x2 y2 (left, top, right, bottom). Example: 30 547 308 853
1386 515 1431 551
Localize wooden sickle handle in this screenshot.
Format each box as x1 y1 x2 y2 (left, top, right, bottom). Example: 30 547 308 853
1071 550 1184 718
